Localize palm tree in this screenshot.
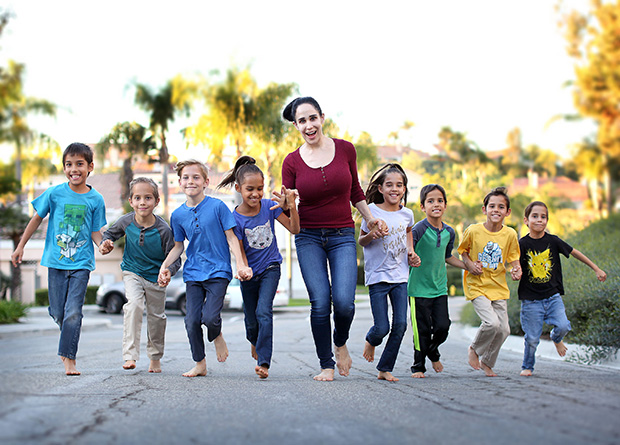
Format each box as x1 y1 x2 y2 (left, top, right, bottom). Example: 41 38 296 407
133 75 196 218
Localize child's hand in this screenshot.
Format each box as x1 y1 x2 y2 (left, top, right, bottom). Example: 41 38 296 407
510 264 522 281
99 239 114 255
595 268 607 282
270 186 298 211
408 251 421 267
236 267 253 281
10 247 23 268
469 260 483 275
368 218 389 237
158 268 171 287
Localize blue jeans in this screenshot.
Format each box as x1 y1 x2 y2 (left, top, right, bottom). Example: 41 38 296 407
295 228 357 369
520 293 571 371
366 282 408 372
185 278 229 362
240 263 281 368
48 268 90 360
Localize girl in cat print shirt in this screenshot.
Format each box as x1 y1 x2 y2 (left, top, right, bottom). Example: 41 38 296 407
218 156 300 379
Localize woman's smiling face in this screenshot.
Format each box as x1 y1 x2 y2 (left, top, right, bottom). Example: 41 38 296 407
294 103 325 145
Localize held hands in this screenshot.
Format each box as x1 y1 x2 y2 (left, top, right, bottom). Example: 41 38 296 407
270 186 298 211
467 259 483 276
99 239 114 255
158 267 171 287
236 266 253 281
408 251 421 268
367 218 389 237
510 264 522 281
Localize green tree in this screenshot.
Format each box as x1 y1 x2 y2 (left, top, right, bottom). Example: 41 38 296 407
558 0 620 212
134 75 197 218
97 121 152 201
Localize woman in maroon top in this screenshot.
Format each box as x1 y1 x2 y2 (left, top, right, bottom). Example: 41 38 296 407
282 97 385 381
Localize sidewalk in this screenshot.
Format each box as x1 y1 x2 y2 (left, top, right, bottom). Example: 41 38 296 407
0 305 112 339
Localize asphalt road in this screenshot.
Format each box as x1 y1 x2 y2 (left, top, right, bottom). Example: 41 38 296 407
0 301 619 445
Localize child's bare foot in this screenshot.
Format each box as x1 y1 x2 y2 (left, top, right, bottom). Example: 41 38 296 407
255 365 269 379
363 341 375 362
251 344 258 360
378 371 399 382
335 344 352 376
149 360 161 373
480 361 497 377
214 333 229 362
520 369 533 376
554 340 568 357
123 360 136 370
411 371 425 378
432 360 443 373
182 359 207 377
468 346 481 370
61 357 80 376
313 368 335 381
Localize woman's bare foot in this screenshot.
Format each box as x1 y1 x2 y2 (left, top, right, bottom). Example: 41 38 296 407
432 360 443 373
313 368 335 381
468 346 481 370
411 371 425 378
335 344 352 376
480 361 497 377
149 360 161 373
378 371 399 382
251 344 258 360
213 333 229 362
182 359 207 377
520 369 533 376
123 360 136 370
61 357 80 376
554 340 568 357
363 341 375 362
255 365 269 379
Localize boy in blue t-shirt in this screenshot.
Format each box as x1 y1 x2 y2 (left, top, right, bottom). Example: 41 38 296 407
12 143 107 375
159 159 252 377
100 177 181 373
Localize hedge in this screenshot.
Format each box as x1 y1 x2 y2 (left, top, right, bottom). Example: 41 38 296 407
35 286 99 307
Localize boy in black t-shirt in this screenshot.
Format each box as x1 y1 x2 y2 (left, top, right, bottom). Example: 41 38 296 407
518 201 607 376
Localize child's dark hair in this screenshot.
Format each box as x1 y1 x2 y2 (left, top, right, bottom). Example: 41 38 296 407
282 97 323 122
420 184 447 206
524 201 548 219
483 186 511 209
129 177 159 201
63 142 93 165
217 156 264 189
365 163 408 205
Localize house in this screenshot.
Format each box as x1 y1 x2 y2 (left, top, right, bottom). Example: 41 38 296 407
511 172 590 209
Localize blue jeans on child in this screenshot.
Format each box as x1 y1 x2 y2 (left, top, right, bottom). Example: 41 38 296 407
240 263 281 368
47 268 90 360
184 278 229 363
295 228 357 370
366 282 408 372
520 293 571 371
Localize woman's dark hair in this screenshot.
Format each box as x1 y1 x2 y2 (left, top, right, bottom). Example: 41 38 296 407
524 201 548 219
63 142 93 165
365 163 408 205
420 184 447 206
217 156 263 189
282 97 323 122
483 186 511 209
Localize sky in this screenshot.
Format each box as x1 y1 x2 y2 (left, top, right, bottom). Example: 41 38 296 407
2 0 596 160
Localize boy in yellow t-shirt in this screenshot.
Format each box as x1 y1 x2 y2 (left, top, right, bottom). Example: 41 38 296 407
458 187 521 377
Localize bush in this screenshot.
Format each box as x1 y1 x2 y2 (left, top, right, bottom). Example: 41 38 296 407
35 286 99 306
0 300 29 324
459 214 620 363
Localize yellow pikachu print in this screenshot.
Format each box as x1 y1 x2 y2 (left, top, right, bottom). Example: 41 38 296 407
527 248 552 283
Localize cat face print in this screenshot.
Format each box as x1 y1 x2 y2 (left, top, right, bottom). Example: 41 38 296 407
245 221 274 250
